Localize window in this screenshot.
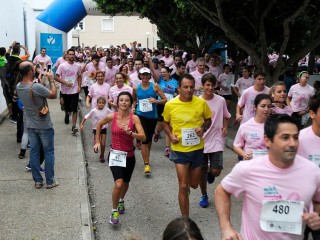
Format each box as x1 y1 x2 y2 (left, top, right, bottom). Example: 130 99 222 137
101 17 114 32
73 20 85 31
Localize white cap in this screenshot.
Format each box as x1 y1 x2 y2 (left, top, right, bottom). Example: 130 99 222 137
139 67 151 74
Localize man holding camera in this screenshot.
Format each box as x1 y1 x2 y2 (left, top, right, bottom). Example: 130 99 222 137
33 48 52 72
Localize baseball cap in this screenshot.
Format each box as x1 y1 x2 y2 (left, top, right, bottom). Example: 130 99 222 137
139 67 151 74
152 58 159 63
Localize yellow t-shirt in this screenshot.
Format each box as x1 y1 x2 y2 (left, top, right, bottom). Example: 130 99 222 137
162 96 212 152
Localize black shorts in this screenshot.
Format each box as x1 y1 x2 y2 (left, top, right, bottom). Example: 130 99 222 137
109 155 136 183
92 128 107 135
59 91 63 99
222 95 232 101
138 116 157 144
63 93 79 113
156 104 165 122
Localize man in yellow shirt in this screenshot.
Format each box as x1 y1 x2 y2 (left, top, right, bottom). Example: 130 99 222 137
163 73 212 217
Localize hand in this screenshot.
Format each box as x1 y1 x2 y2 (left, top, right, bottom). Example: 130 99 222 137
11 41 17 47
46 71 54 80
77 86 81 93
243 152 252 160
236 114 243 122
80 125 84 131
221 226 243 240
222 127 228 137
170 134 180 144
299 110 306 116
65 82 73 87
195 127 204 137
303 212 320 231
149 97 158 104
93 143 100 153
85 102 91 108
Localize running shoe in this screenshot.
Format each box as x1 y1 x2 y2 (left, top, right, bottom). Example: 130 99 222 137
19 149 26 159
144 164 151 174
153 132 160 142
110 211 119 224
207 172 215 184
164 148 170 158
199 195 208 208
71 125 78 134
25 163 31 171
40 167 45 174
100 155 105 163
64 114 69 124
118 201 125 214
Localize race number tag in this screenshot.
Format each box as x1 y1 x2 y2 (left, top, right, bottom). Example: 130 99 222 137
139 99 152 112
181 128 200 146
260 200 304 235
253 149 268 158
65 77 76 85
301 113 309 125
108 149 127 167
308 154 320 167
164 93 174 101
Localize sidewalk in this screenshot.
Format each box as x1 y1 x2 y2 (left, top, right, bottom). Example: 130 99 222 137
0 99 93 240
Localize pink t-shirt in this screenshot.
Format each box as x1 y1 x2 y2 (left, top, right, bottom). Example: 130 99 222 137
56 62 81 95
297 126 320 167
129 72 154 87
84 106 112 129
33 54 53 71
54 57 66 69
222 155 320 240
233 117 266 154
186 59 197 73
209 66 223 78
217 73 233 95
272 105 293 116
104 66 118 85
160 56 174 67
88 82 111 109
85 62 105 72
201 94 231 153
109 85 133 111
190 70 208 96
235 77 254 96
238 86 270 124
288 84 315 112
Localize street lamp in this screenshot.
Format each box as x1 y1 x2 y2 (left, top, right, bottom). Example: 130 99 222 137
145 32 151 49
75 26 81 47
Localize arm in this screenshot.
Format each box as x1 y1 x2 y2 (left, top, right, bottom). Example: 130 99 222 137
6 41 16 55
148 56 160 82
222 117 230 137
46 71 57 99
55 73 73 87
286 96 292 107
236 104 243 122
232 86 240 98
80 117 87 131
232 146 252 160
86 95 91 108
131 41 137 59
93 113 114 152
77 74 82 92
215 185 243 240
195 117 212 137
132 87 137 112
302 202 320 231
150 84 167 105
131 115 146 142
20 45 30 59
163 121 180 144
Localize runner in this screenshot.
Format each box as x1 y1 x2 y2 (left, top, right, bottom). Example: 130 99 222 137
269 81 293 115
93 92 146 225
162 73 212 216
233 94 272 160
215 114 320 239
198 73 231 208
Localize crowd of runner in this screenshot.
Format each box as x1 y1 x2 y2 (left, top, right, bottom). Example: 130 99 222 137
2 40 320 239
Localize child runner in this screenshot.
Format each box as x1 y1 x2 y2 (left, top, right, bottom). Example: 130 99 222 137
80 97 112 162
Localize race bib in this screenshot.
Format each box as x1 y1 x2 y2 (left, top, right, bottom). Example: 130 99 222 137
181 128 200 146
164 93 174 101
253 149 268 158
308 154 320 167
301 113 309 125
65 76 76 85
108 149 127 167
139 99 152 112
260 200 304 235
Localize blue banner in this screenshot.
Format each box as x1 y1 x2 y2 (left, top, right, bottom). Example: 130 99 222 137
40 33 63 65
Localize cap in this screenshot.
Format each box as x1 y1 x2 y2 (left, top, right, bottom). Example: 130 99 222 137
152 58 159 63
127 55 133 59
139 67 151 74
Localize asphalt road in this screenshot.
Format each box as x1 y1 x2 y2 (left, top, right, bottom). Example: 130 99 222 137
79 100 243 240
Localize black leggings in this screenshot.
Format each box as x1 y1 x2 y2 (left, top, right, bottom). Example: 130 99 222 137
109 155 136 183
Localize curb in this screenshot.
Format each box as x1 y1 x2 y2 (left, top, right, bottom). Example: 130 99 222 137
0 109 9 125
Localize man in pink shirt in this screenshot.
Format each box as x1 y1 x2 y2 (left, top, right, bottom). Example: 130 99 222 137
104 57 118 85
216 114 320 240
236 72 270 124
209 57 223 78
160 48 174 67
198 73 231 208
33 48 53 72
190 58 208 96
169 55 182 75
186 53 197 73
55 48 82 134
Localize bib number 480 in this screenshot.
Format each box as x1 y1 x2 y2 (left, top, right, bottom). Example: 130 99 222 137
273 205 290 214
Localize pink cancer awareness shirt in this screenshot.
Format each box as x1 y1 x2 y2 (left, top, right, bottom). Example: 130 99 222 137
297 126 320 167
84 106 112 130
56 62 81 95
221 155 320 240
33 54 52 69
235 77 254 96
186 59 197 73
238 85 270 124
233 117 266 154
109 85 133 111
104 66 118 85
272 105 293 116
209 66 223 78
88 82 111 109
160 56 174 67
190 70 208 96
54 57 66 69
201 94 231 153
85 62 105 72
129 72 154 87
217 72 233 96
288 83 315 112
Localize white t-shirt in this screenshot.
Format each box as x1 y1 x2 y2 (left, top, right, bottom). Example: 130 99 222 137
297 126 320 167
217 73 233 95
56 62 81 95
221 155 320 240
104 66 118 85
108 85 133 111
186 59 197 73
201 94 231 153
238 86 270 124
209 65 223 78
160 56 174 67
288 84 315 112
190 70 208 96
84 106 112 129
234 77 254 96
